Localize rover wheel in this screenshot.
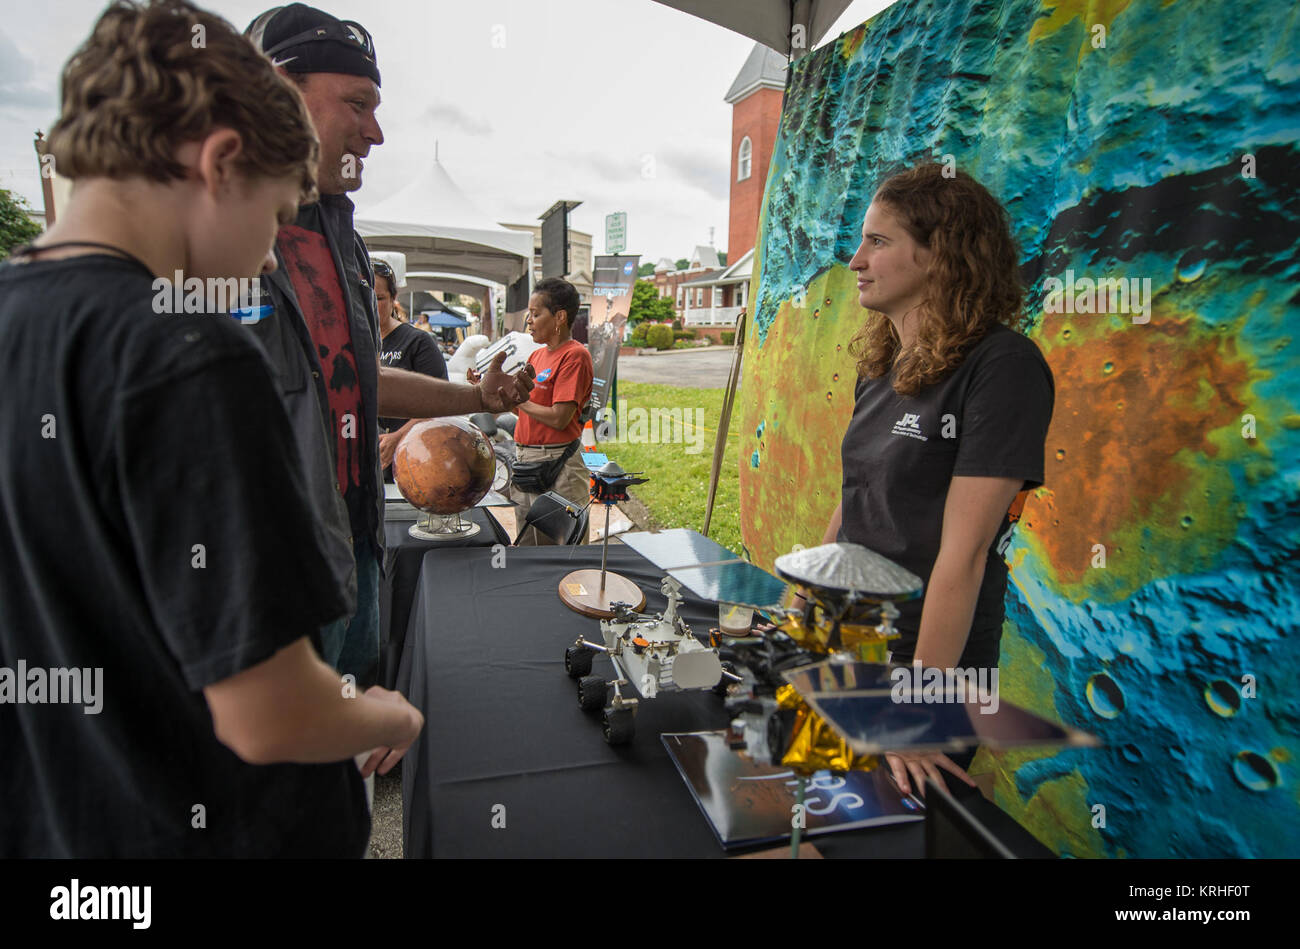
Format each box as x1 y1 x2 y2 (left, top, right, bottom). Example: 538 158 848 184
577 675 607 712
565 644 593 678
602 707 635 745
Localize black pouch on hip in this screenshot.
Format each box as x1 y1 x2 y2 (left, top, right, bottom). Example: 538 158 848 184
512 439 580 493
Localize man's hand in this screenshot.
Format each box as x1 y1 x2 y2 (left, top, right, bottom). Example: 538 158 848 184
465 366 481 384
885 750 977 798
358 685 424 778
378 431 402 469
477 352 535 412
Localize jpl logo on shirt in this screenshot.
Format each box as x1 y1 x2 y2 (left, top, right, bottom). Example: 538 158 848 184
890 412 927 441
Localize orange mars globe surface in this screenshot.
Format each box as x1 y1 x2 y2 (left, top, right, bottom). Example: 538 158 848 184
393 418 495 514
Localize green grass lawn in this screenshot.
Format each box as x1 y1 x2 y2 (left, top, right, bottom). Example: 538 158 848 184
598 381 743 554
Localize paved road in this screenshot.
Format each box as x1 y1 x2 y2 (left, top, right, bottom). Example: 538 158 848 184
615 347 742 389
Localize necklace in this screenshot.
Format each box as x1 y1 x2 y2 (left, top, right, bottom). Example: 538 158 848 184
7 240 156 278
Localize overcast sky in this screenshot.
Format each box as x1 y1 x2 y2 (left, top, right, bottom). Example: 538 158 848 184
1 0 894 265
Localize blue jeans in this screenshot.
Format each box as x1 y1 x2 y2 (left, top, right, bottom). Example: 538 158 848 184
319 538 381 689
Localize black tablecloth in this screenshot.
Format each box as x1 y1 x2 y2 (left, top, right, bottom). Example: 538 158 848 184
395 543 1053 858
378 507 509 690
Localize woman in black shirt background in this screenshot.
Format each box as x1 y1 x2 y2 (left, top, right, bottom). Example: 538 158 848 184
818 163 1055 797
374 259 447 477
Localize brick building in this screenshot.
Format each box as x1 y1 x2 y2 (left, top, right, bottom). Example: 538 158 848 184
726 43 786 264
645 245 721 308
680 43 786 339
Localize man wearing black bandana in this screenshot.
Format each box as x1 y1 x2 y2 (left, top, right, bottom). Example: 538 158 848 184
244 5 534 695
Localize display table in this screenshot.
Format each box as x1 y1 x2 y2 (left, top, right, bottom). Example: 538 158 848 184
378 507 509 690
395 541 1052 858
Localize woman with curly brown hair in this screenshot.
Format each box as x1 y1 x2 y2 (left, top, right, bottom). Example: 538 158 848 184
818 163 1054 798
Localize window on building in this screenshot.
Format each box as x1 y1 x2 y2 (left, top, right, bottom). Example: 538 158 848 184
678 288 684 306
738 137 752 182
696 288 703 306
713 288 723 307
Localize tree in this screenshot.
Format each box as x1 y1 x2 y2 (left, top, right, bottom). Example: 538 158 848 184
637 261 656 277
1 189 42 256
627 279 676 326
718 251 727 266
674 258 689 271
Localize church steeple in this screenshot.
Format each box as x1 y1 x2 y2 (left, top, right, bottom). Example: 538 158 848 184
725 43 787 263
725 42 788 104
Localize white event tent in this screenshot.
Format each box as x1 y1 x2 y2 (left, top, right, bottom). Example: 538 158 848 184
355 159 533 335
651 0 856 55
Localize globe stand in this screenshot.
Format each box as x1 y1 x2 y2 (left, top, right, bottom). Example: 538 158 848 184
392 417 498 544
409 510 480 542
559 462 648 618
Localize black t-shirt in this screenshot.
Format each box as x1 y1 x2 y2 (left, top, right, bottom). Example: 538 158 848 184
378 321 447 433
837 324 1054 667
0 255 369 857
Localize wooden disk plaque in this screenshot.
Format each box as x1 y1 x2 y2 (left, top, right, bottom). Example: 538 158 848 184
558 568 646 618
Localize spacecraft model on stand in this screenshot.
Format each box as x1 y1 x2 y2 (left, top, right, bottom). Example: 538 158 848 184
720 541 926 773
557 460 651 617
564 530 1099 763
561 528 1100 856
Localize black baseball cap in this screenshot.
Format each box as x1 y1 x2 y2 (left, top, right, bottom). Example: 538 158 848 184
246 3 380 87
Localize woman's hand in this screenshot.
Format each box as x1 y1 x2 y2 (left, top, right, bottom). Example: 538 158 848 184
885 749 977 797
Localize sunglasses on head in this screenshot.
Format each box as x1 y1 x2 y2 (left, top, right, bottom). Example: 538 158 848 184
265 18 375 59
371 260 393 277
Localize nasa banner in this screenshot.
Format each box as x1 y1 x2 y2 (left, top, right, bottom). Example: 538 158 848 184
588 254 639 439
590 254 638 327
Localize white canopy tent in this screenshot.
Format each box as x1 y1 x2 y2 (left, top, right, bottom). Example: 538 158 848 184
355 158 532 299
404 271 498 299
651 0 855 56
403 271 493 333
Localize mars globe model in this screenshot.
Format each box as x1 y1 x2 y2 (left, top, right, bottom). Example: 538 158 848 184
393 418 495 538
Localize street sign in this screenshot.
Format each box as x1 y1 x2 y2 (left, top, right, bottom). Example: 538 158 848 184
605 211 627 254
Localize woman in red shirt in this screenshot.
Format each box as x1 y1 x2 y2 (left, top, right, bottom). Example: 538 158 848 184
509 277 594 544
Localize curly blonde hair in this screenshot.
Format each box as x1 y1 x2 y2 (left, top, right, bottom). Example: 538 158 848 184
849 163 1025 395
48 0 318 204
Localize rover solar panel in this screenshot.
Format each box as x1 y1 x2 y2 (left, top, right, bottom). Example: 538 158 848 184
783 659 1099 755
619 529 738 571
666 561 789 610
619 530 790 608
782 661 897 696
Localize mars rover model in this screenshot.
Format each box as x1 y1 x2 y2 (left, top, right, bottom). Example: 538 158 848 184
563 575 735 744
560 529 926 755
